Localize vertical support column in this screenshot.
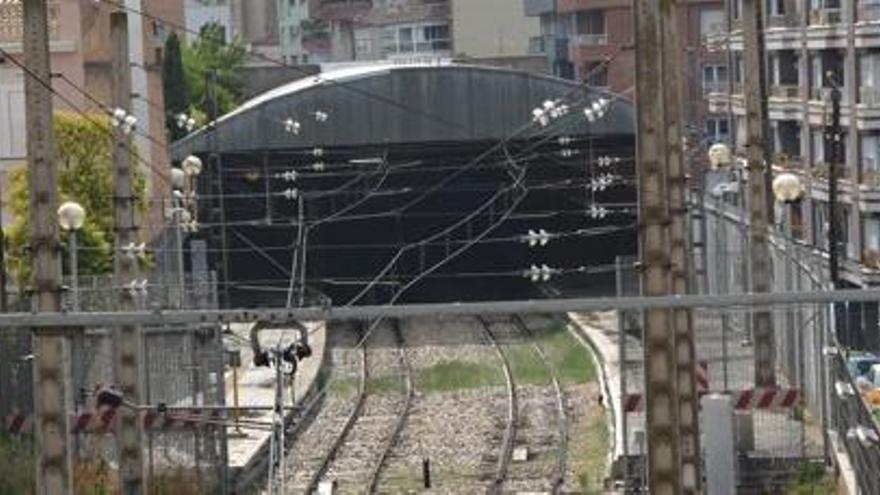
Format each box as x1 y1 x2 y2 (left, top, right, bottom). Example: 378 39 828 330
110 12 145 495
23 0 71 492
661 2 701 490
742 0 777 387
634 1 682 493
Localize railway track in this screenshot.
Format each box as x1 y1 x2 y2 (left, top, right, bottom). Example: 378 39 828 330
476 316 519 494
286 318 412 493
478 315 570 493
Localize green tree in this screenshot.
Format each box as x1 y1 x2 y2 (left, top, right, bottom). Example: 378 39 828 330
5 113 147 292
162 31 190 141
182 22 247 119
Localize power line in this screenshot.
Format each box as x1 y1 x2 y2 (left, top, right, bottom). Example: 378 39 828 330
0 47 175 189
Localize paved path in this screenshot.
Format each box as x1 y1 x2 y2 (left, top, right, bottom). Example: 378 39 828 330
223 321 327 475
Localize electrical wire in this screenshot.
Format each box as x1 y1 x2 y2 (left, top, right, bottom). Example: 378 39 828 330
0 47 175 189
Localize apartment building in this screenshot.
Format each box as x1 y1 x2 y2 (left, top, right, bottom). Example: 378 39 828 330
184 0 232 40
705 0 880 288
450 0 545 73
524 0 723 134
0 0 183 232
0 0 87 164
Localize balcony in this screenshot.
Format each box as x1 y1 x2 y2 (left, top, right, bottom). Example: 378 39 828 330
771 85 803 99
0 1 59 44
859 2 880 22
860 86 880 104
571 33 608 46
528 36 545 54
703 82 728 94
524 0 554 16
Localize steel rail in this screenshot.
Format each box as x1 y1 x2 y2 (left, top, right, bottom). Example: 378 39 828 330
511 315 569 493
477 316 518 493
5 288 880 329
303 322 369 493
366 318 414 493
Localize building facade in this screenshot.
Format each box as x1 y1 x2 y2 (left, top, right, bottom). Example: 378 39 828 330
0 0 183 233
450 0 545 73
184 0 233 40
706 0 880 288
524 0 723 135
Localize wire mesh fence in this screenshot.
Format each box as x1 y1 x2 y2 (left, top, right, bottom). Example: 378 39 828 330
1 266 227 493
612 196 849 491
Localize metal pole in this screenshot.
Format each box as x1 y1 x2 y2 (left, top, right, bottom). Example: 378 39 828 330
717 197 731 392
0 177 8 313
614 256 629 481
110 12 145 494
70 230 79 312
828 81 841 291
298 196 307 307
23 0 72 490
176 201 186 309
662 5 701 489
634 1 682 492
742 0 777 387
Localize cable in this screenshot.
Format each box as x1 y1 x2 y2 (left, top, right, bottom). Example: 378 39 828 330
0 47 174 189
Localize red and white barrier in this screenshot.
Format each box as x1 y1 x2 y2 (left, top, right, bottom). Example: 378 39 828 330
623 388 801 413
4 412 29 435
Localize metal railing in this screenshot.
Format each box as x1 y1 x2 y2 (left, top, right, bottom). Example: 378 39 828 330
810 7 843 25
571 33 608 46
771 84 803 99
860 85 880 104
830 353 880 495
858 2 880 22
528 35 545 54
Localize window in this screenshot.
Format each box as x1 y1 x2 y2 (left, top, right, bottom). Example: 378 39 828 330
398 27 414 52
766 0 785 16
576 10 605 35
864 215 880 253
862 132 880 173
703 64 728 91
700 8 724 36
356 36 372 54
705 118 730 143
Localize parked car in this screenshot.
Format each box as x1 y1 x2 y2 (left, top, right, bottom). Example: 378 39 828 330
847 353 880 380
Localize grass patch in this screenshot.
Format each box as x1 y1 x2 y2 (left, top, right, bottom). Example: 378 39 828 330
571 411 609 493
505 344 552 385
416 360 504 393
365 375 407 395
538 323 597 385
326 377 358 397
788 462 836 495
0 435 33 495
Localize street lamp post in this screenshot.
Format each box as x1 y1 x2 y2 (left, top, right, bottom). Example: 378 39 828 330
172 156 202 309
773 172 805 386
58 201 86 311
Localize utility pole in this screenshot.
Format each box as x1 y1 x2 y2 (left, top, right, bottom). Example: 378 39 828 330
110 12 145 494
741 0 777 387
827 77 842 291
661 1 702 491
23 0 72 492
634 0 686 492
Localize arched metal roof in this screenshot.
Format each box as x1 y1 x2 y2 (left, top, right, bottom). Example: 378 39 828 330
171 64 635 158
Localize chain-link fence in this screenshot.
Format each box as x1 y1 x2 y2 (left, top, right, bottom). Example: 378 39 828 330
1 262 227 493
613 195 846 491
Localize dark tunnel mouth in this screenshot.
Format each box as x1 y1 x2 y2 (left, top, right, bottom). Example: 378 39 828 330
181 135 637 308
